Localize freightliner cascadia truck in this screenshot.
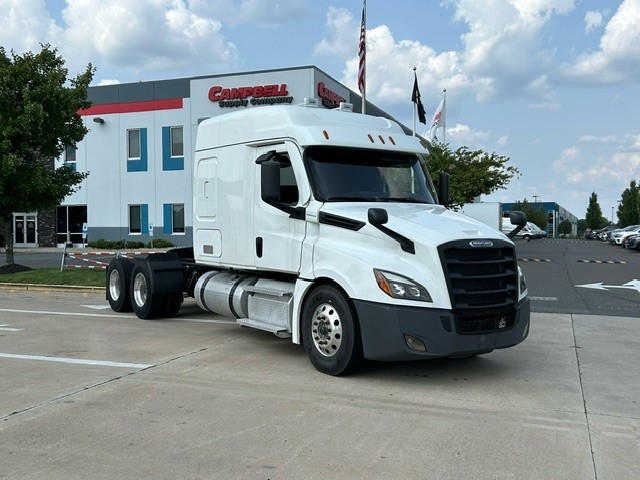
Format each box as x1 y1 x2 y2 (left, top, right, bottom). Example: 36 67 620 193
106 101 530 376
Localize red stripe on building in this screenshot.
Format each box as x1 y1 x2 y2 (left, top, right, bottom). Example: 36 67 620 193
79 98 183 116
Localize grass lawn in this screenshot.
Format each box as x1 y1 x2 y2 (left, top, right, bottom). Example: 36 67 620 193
0 268 106 287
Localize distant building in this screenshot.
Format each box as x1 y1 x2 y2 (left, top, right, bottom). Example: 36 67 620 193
502 201 578 237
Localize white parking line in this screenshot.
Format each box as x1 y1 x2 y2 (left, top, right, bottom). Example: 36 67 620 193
0 352 152 369
0 308 130 319
0 324 23 332
529 296 558 301
0 307 235 324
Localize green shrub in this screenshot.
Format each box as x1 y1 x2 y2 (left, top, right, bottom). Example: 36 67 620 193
87 239 147 250
146 239 174 248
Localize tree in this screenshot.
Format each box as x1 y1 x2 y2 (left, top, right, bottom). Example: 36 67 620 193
585 192 608 229
426 142 520 209
558 219 572 236
0 45 94 265
616 180 640 228
510 199 547 229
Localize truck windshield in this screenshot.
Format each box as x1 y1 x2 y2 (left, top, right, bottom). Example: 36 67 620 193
304 146 437 204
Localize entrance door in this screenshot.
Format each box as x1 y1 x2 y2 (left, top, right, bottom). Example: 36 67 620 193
13 213 38 247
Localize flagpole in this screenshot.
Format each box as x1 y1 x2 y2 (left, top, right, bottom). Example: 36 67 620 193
361 0 366 114
442 88 446 143
412 67 416 136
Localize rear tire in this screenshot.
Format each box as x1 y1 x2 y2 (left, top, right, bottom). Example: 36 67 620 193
106 258 134 312
301 285 363 376
130 262 160 319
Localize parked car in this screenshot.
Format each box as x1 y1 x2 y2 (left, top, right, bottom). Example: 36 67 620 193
593 225 618 241
613 225 640 245
527 222 547 238
626 234 640 251
610 225 640 245
623 233 640 249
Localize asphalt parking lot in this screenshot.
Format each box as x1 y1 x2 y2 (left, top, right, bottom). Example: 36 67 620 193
0 297 638 477
1 240 639 479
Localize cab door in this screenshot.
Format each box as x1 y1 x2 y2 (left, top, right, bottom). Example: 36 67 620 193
252 142 308 273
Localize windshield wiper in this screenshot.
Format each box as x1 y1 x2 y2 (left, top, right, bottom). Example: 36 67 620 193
382 197 426 203
325 196 379 202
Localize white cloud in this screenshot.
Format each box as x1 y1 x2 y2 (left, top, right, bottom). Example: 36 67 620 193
0 0 62 53
313 6 356 60
59 0 238 75
97 78 121 86
584 10 603 33
552 144 640 188
320 18 467 113
563 0 640 84
441 123 490 143
190 0 309 27
447 0 574 103
578 134 618 144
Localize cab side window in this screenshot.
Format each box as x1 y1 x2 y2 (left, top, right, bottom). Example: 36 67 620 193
276 155 299 205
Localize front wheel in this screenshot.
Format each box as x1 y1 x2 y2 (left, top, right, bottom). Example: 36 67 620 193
301 285 363 376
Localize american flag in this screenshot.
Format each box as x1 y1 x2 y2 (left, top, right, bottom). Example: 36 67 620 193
358 1 366 95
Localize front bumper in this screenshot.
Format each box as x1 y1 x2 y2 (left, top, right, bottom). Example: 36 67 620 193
354 298 530 361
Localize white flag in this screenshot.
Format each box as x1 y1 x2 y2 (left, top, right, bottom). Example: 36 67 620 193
429 95 446 141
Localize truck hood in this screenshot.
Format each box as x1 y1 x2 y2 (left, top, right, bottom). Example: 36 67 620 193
320 202 510 247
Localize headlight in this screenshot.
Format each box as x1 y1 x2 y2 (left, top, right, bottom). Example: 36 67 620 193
374 269 432 302
518 266 527 299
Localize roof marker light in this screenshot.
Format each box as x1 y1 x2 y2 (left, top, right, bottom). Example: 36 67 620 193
367 134 374 143
301 97 319 107
336 102 353 112
378 135 385 144
323 130 330 139
389 136 396 145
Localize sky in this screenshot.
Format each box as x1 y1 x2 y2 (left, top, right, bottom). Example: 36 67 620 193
2 0 639 222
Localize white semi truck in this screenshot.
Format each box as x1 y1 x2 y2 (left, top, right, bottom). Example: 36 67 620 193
106 102 530 376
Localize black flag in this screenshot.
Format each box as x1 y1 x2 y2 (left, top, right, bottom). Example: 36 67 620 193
411 73 426 124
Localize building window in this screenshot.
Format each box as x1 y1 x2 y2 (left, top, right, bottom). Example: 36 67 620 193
128 129 141 159
163 203 185 234
129 205 141 233
162 126 184 171
172 204 185 233
64 145 77 172
171 126 183 157
127 128 148 172
129 204 148 234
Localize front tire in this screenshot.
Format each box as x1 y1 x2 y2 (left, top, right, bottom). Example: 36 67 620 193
301 285 363 376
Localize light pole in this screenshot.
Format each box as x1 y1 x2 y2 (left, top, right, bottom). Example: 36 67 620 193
533 195 538 203
611 206 614 223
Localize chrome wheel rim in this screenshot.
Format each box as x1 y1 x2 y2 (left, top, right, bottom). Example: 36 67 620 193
133 272 148 308
311 303 342 357
108 269 121 301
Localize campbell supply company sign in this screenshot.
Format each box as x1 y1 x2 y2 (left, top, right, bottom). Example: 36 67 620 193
208 84 293 108
317 82 346 108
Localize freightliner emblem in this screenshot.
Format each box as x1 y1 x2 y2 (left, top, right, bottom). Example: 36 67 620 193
469 240 494 248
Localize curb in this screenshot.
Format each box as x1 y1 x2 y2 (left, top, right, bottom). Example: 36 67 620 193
0 283 105 294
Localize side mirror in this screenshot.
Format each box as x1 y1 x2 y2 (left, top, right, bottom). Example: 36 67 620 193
509 211 527 226
261 161 280 203
438 171 450 207
507 210 528 239
368 208 388 226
